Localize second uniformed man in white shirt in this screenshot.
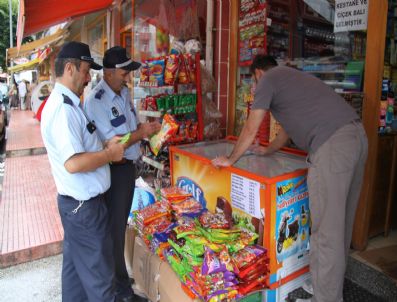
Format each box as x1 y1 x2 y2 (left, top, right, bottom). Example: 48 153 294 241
85 46 160 302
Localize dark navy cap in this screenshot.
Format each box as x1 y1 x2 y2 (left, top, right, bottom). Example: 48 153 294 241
57 41 102 70
103 46 141 71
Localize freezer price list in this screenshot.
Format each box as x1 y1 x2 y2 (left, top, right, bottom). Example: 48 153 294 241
231 174 261 218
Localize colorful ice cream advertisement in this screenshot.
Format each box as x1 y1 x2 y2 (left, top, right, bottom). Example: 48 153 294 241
275 175 310 262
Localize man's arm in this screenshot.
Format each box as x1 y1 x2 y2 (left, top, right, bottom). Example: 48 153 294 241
64 141 124 173
251 126 289 156
212 109 266 167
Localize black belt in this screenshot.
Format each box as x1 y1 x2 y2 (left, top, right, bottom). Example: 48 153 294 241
110 158 134 165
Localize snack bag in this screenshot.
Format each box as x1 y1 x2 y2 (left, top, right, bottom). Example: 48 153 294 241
149 114 179 155
164 54 180 85
161 186 192 203
139 63 150 83
148 59 165 86
178 54 191 84
202 247 227 275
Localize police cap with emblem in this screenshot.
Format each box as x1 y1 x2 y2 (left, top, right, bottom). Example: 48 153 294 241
57 41 102 70
103 46 141 71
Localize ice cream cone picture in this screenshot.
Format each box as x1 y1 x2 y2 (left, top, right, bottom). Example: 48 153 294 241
301 229 306 241
301 205 308 226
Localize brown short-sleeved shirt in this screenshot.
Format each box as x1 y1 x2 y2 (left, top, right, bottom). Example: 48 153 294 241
251 66 358 153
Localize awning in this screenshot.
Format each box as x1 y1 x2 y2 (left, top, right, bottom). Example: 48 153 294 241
17 0 113 49
8 47 54 73
8 28 66 60
7 58 40 73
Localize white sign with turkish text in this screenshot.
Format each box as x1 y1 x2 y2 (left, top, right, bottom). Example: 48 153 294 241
334 0 368 33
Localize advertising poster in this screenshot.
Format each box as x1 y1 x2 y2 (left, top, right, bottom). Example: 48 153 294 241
275 175 310 262
172 152 264 235
239 0 267 65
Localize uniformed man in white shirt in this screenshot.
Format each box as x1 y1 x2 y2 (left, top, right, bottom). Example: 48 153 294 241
41 41 125 302
85 46 160 302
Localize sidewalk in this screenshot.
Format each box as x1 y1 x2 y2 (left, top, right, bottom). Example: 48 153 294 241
0 110 63 268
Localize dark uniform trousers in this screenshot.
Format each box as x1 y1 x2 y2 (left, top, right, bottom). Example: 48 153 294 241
106 161 136 297
57 194 115 302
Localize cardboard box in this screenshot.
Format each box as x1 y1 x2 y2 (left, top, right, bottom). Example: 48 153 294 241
132 237 162 302
158 260 198 302
124 226 136 278
132 235 310 302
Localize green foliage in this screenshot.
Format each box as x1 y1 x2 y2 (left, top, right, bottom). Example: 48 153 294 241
0 0 18 71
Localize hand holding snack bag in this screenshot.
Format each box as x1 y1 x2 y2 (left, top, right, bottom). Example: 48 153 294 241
139 121 162 138
149 114 179 155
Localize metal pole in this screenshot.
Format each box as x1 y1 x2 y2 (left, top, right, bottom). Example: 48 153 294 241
9 0 13 48
8 0 14 86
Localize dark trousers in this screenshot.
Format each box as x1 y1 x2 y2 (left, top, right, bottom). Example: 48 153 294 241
106 162 136 297
57 194 115 302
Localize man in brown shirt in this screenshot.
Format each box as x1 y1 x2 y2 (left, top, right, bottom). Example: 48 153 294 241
212 55 368 302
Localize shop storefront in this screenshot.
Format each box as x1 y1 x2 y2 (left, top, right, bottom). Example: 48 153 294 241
13 0 396 300
224 0 396 250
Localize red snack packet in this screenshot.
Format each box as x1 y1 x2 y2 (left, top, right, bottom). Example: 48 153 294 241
140 63 150 82
178 54 191 84
161 186 192 203
164 54 180 85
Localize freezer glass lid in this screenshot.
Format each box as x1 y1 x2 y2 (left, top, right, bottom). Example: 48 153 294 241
177 140 308 178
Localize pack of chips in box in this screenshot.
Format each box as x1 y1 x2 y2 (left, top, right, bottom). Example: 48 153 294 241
161 186 192 203
171 198 203 216
134 201 169 227
199 211 231 229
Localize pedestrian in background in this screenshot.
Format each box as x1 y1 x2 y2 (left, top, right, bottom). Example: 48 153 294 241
8 84 18 109
41 41 126 302
18 80 27 110
212 55 368 302
85 46 160 302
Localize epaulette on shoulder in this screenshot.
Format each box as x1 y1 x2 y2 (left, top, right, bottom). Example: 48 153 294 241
95 89 105 99
62 94 73 106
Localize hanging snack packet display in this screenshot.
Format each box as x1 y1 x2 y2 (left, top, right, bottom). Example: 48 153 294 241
164 54 180 85
139 63 150 83
178 54 192 84
148 59 165 86
149 114 179 156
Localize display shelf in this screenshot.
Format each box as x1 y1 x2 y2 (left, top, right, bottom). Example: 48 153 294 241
139 110 162 118
303 70 350 74
269 0 290 7
138 52 203 180
142 155 165 171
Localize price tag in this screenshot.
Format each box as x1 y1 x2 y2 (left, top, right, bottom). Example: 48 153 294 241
231 174 261 218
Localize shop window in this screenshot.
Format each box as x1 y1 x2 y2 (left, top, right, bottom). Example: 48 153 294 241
121 0 133 29
121 32 132 56
87 21 105 58
132 0 205 62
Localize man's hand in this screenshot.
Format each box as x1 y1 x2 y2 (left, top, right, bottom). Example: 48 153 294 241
105 142 124 162
250 145 271 156
139 121 161 138
211 156 234 168
104 135 123 148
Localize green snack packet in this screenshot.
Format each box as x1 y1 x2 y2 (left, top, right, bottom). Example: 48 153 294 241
120 133 131 144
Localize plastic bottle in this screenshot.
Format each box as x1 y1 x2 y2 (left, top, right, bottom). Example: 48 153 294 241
386 91 395 126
